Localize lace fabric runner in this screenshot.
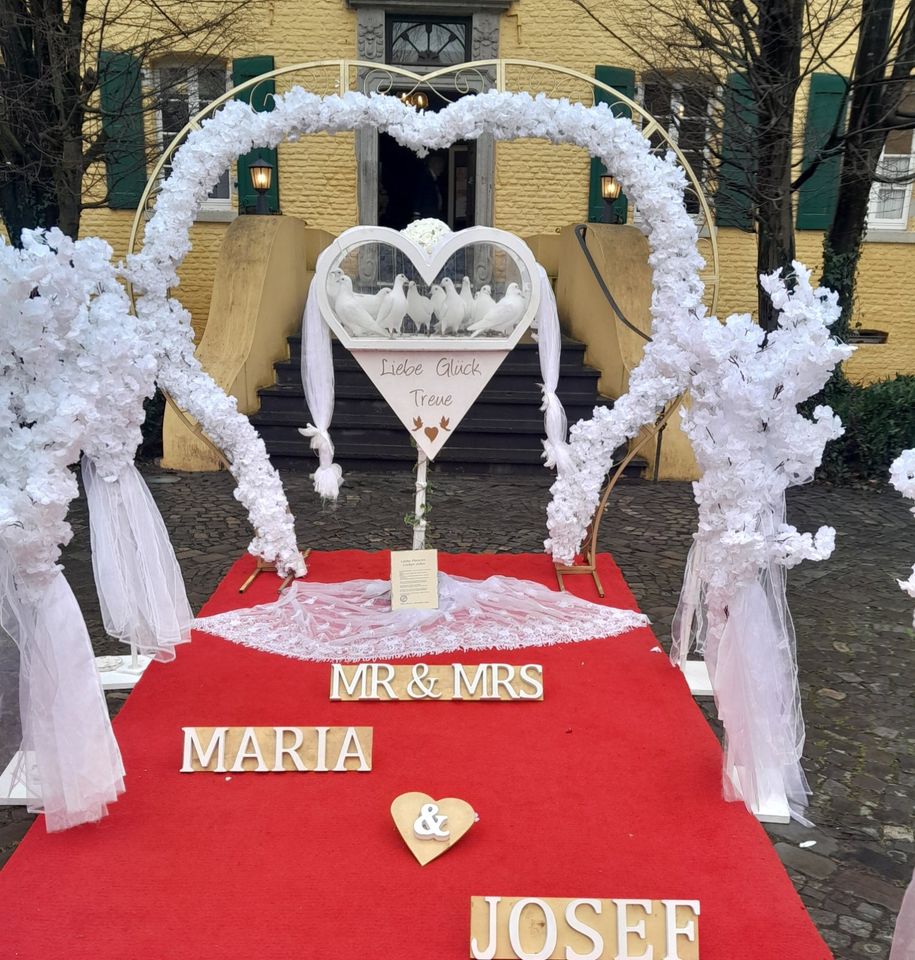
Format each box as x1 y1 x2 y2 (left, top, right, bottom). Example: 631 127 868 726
194 573 649 661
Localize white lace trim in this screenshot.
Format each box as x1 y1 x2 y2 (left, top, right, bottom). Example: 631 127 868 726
194 573 649 662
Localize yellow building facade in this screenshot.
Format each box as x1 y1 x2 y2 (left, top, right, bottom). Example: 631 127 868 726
82 0 915 386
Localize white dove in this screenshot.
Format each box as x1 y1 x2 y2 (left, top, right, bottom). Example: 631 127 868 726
376 274 409 335
471 284 496 326
430 284 446 330
459 276 474 324
406 281 434 334
437 277 466 335
335 275 385 337
469 282 526 337
354 286 391 319
327 268 345 308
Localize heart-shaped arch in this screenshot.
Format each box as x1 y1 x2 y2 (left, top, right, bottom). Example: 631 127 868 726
126 86 708 570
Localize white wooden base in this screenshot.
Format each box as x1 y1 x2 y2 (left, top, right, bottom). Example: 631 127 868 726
728 765 792 824
95 653 152 690
0 752 38 806
681 659 714 697
751 795 792 825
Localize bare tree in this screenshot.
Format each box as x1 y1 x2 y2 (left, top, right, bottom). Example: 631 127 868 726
0 0 254 243
818 0 915 337
570 0 915 332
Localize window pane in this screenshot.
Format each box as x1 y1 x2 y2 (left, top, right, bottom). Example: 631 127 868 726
198 66 227 108
676 88 709 214
208 168 231 201
389 18 468 65
158 62 230 202
643 80 672 153
160 67 190 137
870 154 911 223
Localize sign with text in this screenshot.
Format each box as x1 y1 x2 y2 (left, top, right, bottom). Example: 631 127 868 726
354 349 508 460
314 226 541 462
329 663 543 701
390 548 439 610
180 726 373 773
470 896 700 960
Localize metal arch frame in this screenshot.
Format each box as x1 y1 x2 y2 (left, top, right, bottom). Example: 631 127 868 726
127 58 719 568
127 58 720 309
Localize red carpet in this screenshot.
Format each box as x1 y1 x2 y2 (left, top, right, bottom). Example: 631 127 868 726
0 551 830 959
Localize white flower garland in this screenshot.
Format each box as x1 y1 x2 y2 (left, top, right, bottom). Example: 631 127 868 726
127 87 705 571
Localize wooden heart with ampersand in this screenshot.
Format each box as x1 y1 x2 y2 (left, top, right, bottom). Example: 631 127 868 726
390 791 476 866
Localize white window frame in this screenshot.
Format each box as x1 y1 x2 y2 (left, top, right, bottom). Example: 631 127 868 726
633 77 716 224
151 58 234 212
867 151 914 231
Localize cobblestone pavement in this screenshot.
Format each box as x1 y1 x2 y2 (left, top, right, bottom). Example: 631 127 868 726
2 465 913 958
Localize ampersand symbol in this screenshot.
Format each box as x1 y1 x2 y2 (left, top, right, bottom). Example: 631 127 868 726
413 803 450 841
406 663 441 699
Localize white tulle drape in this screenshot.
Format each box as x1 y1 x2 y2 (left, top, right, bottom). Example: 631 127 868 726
195 573 648 661
299 261 342 500
535 266 573 477
891 869 915 960
0 550 124 831
672 499 810 822
82 457 192 660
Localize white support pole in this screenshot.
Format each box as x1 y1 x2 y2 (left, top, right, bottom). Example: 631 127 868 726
412 448 428 551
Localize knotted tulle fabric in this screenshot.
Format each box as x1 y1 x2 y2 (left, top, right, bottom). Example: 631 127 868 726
671 498 811 823
535 265 573 478
82 457 192 660
194 573 648 661
0 549 124 831
299 253 342 500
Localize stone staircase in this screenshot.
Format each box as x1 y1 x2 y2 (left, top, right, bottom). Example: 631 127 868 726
251 332 644 475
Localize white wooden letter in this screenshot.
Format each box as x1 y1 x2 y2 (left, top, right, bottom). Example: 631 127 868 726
661 900 700 960
181 727 228 772
565 899 604 960
453 663 486 699
518 664 544 699
509 899 558 960
273 727 307 771
230 727 268 772
371 663 397 699
489 663 519 700
333 727 370 771
471 896 501 960
614 899 653 960
330 663 368 700
314 726 329 771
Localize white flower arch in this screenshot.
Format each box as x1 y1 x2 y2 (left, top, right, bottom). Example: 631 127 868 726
1 85 853 830
128 88 707 571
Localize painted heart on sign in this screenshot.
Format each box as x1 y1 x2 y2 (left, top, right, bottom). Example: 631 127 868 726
313 225 541 461
390 791 476 866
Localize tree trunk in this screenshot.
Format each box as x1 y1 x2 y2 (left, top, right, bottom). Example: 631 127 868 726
0 171 62 246
754 0 804 331
821 0 915 340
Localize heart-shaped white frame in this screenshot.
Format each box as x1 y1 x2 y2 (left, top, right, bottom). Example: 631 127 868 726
314 225 541 351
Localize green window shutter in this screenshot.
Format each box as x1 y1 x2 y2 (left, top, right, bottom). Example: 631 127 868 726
99 51 146 209
797 73 848 230
588 65 635 223
233 56 279 213
716 73 757 230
